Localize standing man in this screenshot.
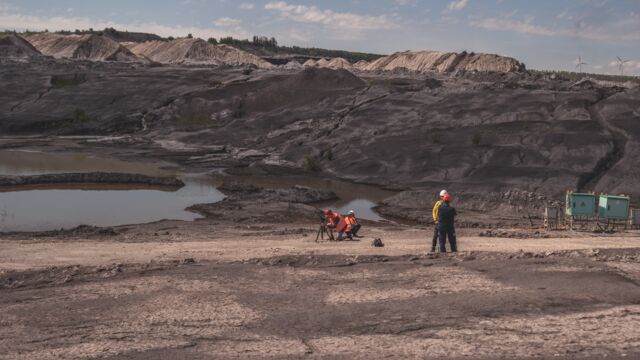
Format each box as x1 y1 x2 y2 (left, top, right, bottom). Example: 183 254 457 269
431 190 448 252
437 194 458 253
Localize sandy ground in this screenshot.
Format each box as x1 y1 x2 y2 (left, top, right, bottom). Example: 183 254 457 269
1 223 639 270
2 220 640 359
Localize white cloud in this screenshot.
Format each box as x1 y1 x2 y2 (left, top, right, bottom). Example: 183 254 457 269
264 1 397 30
608 59 640 69
556 10 572 20
213 17 241 27
470 15 640 42
394 0 417 5
239 3 255 10
0 7 251 39
470 16 556 36
288 30 311 43
446 0 468 12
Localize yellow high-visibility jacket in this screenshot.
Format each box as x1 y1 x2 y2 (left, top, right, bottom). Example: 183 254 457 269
432 199 444 223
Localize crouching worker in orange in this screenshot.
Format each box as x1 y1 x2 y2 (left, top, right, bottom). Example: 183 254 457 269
336 210 361 240
324 209 342 229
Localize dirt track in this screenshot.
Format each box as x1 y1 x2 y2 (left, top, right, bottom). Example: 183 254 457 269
2 220 640 359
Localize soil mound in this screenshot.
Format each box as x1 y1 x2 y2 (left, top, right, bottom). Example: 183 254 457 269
316 58 331 67
281 60 303 70
353 60 370 70
303 59 317 67
242 67 366 112
325 57 353 70
126 38 273 68
364 50 525 73
24 33 140 61
0 34 41 58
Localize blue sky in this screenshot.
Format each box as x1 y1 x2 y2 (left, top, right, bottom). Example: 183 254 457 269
1 0 639 74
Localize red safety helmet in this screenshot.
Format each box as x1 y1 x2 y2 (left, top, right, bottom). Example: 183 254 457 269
442 194 452 202
324 209 332 215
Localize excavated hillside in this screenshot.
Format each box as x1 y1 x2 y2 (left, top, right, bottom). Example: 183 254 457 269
1 60 638 218
0 34 41 58
24 33 140 62
365 50 525 73
126 38 274 68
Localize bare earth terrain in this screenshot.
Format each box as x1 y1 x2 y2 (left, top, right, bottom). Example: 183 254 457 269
1 33 640 359
2 218 640 359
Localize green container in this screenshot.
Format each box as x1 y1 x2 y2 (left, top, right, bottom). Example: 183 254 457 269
565 192 597 216
599 195 630 220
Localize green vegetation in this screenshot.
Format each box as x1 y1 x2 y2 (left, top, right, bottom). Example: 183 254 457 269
50 74 86 87
325 148 333 161
176 113 211 129
232 97 245 118
319 148 334 161
304 155 322 172
471 133 482 146
63 108 91 127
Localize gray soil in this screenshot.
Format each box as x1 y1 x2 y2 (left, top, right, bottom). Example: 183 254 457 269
3 243 640 359
1 55 640 359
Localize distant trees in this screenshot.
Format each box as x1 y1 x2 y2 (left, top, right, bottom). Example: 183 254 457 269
252 35 277 48
207 37 218 45
187 33 193 39
219 36 240 45
219 35 277 48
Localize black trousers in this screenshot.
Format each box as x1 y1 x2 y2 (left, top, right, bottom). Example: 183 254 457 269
351 224 361 236
431 226 438 251
438 225 458 253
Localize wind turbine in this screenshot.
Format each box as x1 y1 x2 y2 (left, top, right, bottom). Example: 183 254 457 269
616 56 630 75
575 56 587 73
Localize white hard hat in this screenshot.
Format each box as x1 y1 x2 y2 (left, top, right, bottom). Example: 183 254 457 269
348 210 355 214
440 190 448 197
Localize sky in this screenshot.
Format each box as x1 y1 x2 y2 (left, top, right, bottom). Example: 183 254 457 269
1 0 639 75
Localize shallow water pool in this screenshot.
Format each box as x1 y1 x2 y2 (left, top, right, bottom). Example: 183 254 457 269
0 150 392 231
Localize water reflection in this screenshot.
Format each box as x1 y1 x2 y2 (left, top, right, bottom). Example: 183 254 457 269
0 178 224 232
0 150 394 231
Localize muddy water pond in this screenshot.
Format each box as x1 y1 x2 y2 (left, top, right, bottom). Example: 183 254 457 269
0 150 392 232
0 151 224 232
